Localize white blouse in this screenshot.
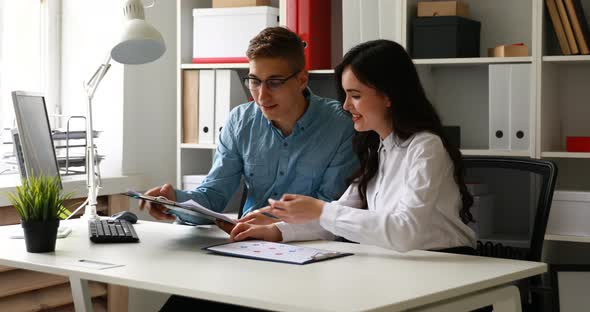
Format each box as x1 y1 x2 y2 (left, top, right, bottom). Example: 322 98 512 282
276 132 476 252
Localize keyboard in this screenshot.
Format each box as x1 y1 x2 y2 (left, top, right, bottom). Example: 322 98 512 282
88 219 139 243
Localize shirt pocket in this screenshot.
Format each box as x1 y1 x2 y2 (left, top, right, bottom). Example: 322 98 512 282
290 162 319 195
243 162 273 191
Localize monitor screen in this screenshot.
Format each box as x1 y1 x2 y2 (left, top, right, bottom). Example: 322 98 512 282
11 91 61 187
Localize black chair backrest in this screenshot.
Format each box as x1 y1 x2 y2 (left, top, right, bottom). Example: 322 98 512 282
463 157 558 262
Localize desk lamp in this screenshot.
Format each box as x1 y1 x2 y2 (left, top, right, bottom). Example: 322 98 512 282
80 0 165 221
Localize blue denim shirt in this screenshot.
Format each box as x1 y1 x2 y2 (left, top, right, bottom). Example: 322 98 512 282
173 89 357 224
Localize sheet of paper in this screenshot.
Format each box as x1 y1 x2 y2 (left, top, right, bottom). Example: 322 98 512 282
168 200 237 224
68 259 124 270
126 190 237 224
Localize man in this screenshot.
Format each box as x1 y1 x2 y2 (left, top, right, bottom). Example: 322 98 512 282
140 26 356 230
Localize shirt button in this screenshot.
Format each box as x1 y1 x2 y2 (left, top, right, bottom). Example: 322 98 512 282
279 171 284 175
273 192 278 196
283 142 288 147
249 173 254 176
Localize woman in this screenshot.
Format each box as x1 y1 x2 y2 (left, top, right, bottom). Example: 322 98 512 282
230 40 476 253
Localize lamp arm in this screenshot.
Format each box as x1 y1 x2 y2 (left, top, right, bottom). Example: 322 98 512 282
80 52 111 221
85 54 112 100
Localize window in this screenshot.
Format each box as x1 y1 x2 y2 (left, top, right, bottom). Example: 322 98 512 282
0 0 60 173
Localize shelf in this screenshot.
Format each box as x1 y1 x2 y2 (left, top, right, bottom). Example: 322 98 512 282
181 63 249 69
461 149 530 157
309 69 334 74
181 63 334 74
545 234 590 243
543 55 590 64
181 64 335 75
180 143 217 150
541 152 590 159
413 57 533 66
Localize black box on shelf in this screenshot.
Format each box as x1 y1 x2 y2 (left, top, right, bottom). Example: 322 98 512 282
412 16 481 58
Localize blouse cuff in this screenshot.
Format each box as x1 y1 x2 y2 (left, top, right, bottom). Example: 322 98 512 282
274 222 298 242
319 202 339 233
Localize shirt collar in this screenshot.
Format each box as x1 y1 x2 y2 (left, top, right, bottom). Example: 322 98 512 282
294 88 316 131
380 132 395 152
380 132 418 151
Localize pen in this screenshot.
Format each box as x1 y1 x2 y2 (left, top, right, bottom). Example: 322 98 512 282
261 212 280 220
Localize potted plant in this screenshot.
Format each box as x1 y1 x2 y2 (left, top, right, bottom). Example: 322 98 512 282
6 175 72 253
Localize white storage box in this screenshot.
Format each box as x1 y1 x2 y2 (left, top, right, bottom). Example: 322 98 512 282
182 175 207 191
547 191 590 237
193 6 279 63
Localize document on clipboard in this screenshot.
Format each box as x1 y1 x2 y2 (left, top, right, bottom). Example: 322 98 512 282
204 240 353 265
126 190 237 224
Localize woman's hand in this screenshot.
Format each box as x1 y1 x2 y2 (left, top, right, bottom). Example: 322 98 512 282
238 206 281 225
230 223 282 242
268 194 326 224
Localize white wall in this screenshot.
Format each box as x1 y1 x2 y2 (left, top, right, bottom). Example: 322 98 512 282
61 0 176 188
122 0 177 188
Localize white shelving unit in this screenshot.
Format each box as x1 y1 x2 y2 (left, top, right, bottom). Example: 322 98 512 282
177 0 590 193
538 0 590 165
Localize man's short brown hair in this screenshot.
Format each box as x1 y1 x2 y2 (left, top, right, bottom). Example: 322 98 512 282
246 27 305 71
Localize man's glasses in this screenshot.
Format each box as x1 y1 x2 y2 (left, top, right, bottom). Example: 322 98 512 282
243 71 300 92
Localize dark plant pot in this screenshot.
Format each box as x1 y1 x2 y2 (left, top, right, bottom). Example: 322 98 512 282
21 219 60 253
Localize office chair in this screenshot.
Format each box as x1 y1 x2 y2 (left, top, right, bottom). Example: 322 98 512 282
463 156 558 312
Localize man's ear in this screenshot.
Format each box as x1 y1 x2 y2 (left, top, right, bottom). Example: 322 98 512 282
298 70 309 92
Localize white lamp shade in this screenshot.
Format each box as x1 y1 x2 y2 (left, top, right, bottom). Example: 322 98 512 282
111 19 166 64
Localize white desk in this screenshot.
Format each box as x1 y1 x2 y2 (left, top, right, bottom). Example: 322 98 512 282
0 220 546 312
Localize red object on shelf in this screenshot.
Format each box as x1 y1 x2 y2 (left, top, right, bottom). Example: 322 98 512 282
566 136 590 152
286 0 331 70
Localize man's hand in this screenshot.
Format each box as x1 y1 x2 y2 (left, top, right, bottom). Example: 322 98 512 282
230 223 282 242
215 220 235 234
138 184 177 221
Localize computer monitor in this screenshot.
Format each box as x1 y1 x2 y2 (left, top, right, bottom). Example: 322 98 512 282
11 91 61 187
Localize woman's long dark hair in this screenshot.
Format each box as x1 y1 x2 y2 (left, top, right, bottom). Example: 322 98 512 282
335 40 473 224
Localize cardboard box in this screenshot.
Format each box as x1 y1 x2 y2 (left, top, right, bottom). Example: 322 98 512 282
488 44 529 57
417 1 469 18
212 0 271 8
193 6 279 63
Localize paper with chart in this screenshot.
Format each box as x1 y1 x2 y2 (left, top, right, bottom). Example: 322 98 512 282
205 240 353 265
126 190 236 224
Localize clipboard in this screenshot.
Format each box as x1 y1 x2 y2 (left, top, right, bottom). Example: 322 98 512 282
125 190 237 224
204 240 353 265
